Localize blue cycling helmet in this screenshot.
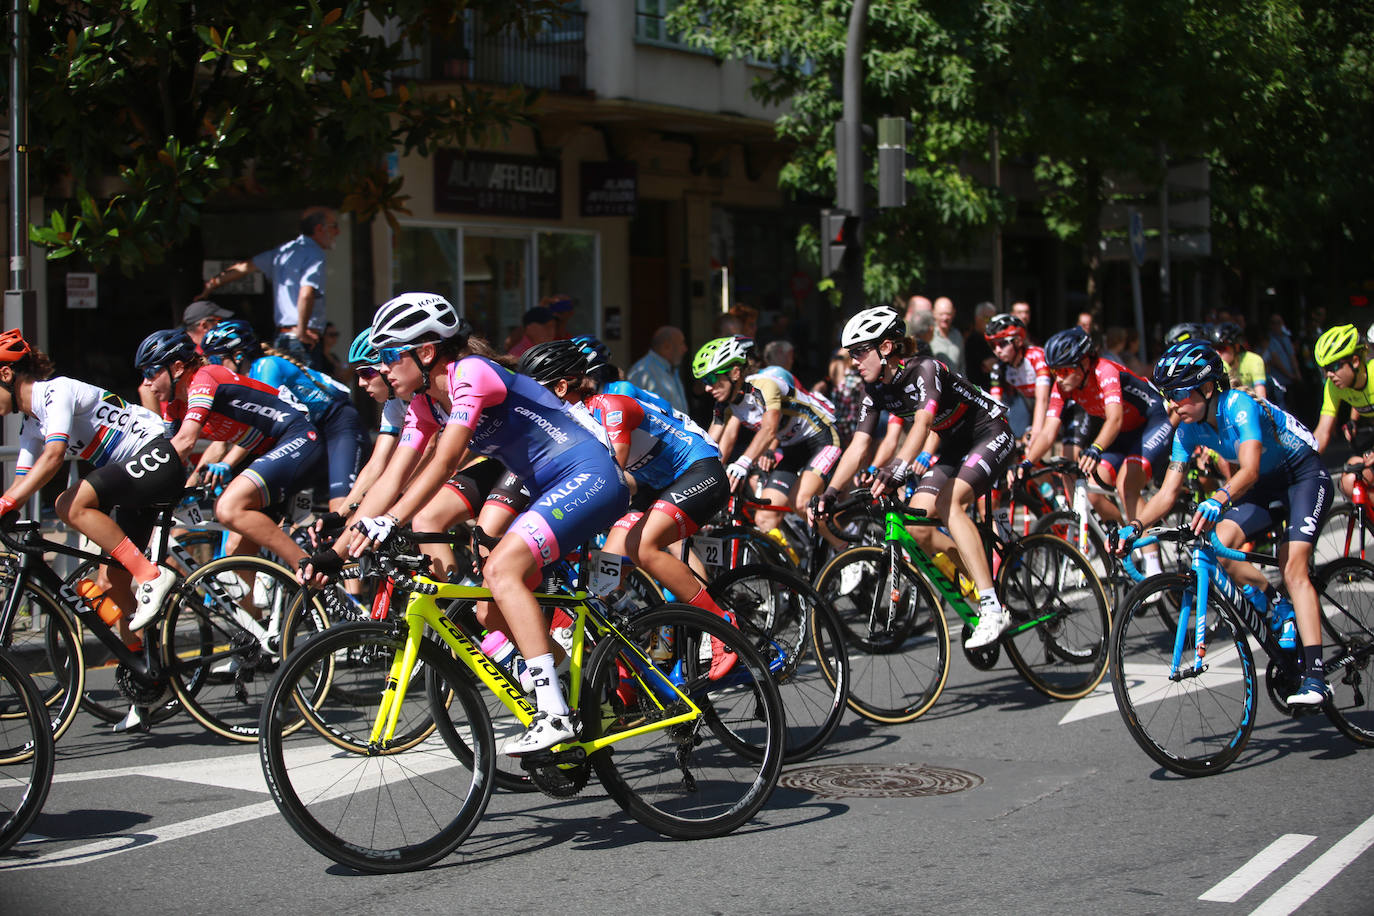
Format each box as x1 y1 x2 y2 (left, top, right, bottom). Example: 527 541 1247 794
348 329 380 366
1152 340 1228 396
200 319 259 359
1043 326 1095 369
135 329 197 373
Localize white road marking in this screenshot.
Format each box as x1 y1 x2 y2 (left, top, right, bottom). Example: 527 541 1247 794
1198 834 1316 902
1249 813 1374 915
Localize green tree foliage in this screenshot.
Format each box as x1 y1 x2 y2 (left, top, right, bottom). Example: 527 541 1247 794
671 0 1374 303
12 0 571 275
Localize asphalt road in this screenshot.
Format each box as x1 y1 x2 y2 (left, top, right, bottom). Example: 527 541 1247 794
3 629 1370 916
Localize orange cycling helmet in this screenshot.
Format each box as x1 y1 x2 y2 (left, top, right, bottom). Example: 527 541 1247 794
0 329 31 362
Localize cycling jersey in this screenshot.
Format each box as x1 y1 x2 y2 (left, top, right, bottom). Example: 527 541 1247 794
1319 358 1374 419
854 356 1005 440
988 345 1052 407
164 364 310 452
1046 357 1161 429
1170 390 1317 476
246 354 350 424
585 392 720 490
16 377 165 474
715 372 838 448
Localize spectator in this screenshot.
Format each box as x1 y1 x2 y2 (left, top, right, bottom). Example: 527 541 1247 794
627 325 690 415
931 297 965 375
543 293 575 339
763 339 795 373
182 300 233 349
508 307 559 359
203 206 341 371
963 301 997 387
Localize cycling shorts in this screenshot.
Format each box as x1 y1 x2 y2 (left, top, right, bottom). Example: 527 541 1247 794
511 453 630 569
443 458 510 517
914 415 1015 500
761 433 842 497
1223 450 1333 546
1099 402 1173 482
240 420 324 506
614 456 729 540
313 401 365 501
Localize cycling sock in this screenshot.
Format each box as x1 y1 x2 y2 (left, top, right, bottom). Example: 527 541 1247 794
977 588 1001 614
526 653 569 716
112 537 160 583
1301 646 1325 680
686 585 728 619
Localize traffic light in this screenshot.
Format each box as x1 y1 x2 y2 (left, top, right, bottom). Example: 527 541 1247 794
820 208 859 279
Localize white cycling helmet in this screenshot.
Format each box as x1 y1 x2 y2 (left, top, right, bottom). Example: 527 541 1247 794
369 292 468 348
842 306 906 348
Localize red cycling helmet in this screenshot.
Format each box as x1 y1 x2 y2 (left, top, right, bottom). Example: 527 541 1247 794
0 329 31 362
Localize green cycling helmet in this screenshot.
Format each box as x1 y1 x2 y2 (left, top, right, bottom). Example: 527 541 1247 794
348 329 380 366
1314 324 1362 368
692 335 753 380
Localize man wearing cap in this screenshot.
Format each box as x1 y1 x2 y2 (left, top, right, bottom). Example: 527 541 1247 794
508 307 558 359
201 205 340 370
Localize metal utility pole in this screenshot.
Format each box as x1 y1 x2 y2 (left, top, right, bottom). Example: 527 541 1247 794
834 0 869 314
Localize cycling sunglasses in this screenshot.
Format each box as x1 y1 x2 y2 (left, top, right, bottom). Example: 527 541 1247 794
377 345 417 366
356 366 381 381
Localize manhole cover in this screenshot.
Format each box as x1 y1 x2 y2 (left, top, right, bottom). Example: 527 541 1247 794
778 763 982 798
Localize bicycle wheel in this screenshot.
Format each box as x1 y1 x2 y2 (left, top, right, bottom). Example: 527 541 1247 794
0 650 55 853
813 545 950 724
1313 557 1374 745
581 603 784 839
999 533 1111 700
0 578 85 743
259 623 495 872
1110 572 1257 776
708 564 848 761
163 556 328 742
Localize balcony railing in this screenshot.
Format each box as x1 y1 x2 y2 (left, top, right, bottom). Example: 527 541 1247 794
425 9 587 94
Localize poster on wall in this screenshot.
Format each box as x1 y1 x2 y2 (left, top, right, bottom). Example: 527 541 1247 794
580 162 637 218
435 150 562 219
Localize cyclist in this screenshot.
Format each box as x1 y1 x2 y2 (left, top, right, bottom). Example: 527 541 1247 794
812 306 1015 650
200 319 364 516
985 313 1052 443
1211 321 1268 401
341 292 629 755
137 328 323 600
518 339 737 678
1311 324 1374 503
1115 340 1332 705
694 335 840 541
0 329 185 632
1024 326 1173 568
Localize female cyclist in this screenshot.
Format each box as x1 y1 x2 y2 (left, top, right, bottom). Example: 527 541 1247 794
200 319 364 516
1116 341 1332 705
343 292 629 754
518 339 737 679
812 306 1015 650
0 329 185 630
136 329 323 587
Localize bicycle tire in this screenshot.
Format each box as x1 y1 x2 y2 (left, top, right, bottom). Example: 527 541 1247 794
813 545 950 724
0 650 55 853
164 556 328 742
581 603 784 839
998 533 1111 700
258 623 495 872
1313 557 1374 746
1109 572 1257 776
708 564 848 761
0 580 85 743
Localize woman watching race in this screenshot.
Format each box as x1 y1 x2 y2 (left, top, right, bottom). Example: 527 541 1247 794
1114 341 1332 706
811 306 1015 650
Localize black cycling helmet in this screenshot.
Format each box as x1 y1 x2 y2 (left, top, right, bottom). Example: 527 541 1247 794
1209 321 1244 348
135 329 197 373
1164 322 1208 346
1042 326 1095 369
200 319 259 359
518 339 589 385
1153 340 1228 396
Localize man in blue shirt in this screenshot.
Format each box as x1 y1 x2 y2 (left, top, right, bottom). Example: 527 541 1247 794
627 325 689 415
201 206 340 370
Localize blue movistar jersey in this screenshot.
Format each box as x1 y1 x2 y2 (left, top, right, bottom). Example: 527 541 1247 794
1170 389 1318 476
247 354 350 424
